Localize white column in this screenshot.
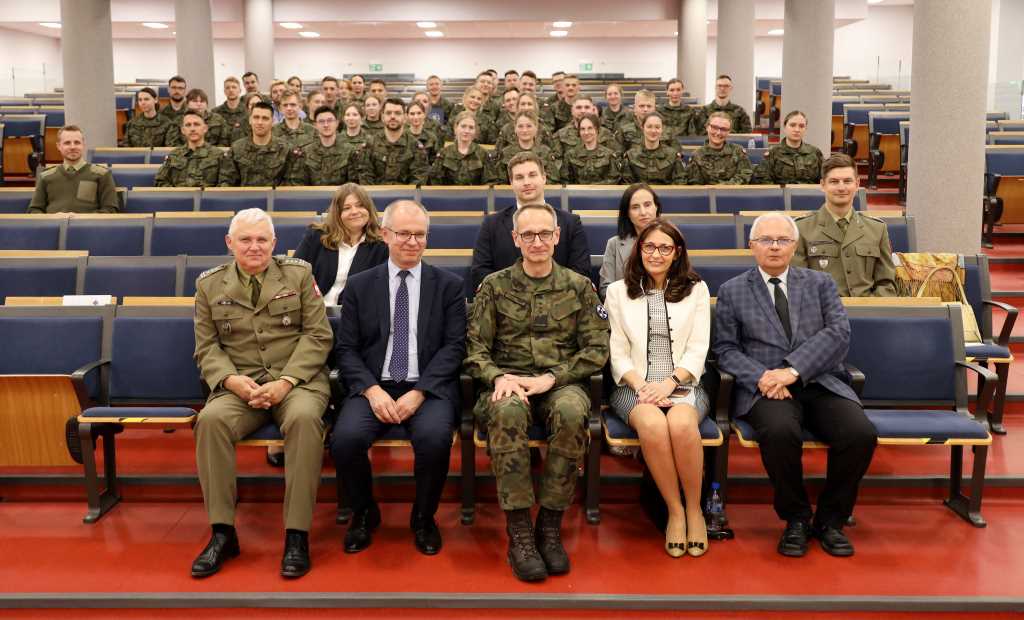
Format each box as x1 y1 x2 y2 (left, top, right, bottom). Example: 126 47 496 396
175 0 216 98
243 0 274 85
907 0 992 254
781 0 834 153
677 0 707 102
60 0 116 147
716 0 755 115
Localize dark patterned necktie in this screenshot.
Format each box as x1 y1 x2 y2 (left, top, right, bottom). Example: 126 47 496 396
769 277 792 341
388 270 410 381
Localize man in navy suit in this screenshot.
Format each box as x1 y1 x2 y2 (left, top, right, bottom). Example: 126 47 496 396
333 200 467 556
713 212 876 558
468 151 591 294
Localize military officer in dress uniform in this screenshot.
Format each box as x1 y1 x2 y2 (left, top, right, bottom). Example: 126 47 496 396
465 203 609 583
190 208 333 580
154 111 224 187
793 153 897 297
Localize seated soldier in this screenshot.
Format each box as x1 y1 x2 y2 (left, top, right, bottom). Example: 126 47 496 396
167 89 229 147
684 112 753 185
465 203 610 582
123 87 173 147
753 110 824 185
615 89 657 152
154 111 224 187
286 106 360 187
621 113 687 185
601 83 628 132
219 101 300 187
358 98 429 186
272 89 317 148
658 78 700 139
697 74 753 134
213 77 249 144
159 75 188 124
446 86 497 144
552 96 621 158
190 208 333 579
793 153 897 296
28 125 119 214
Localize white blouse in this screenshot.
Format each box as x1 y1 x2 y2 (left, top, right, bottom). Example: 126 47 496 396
324 235 364 305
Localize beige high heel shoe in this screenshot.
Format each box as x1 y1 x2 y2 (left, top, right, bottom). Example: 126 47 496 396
686 514 709 557
665 515 686 558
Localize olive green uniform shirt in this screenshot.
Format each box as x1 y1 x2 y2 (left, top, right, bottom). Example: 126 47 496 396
491 143 562 184
657 103 701 138
28 161 119 214
601 106 629 133
552 124 622 159
792 206 898 297
154 143 224 187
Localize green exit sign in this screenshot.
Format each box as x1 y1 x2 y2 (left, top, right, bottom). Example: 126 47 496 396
369 64 383 72
579 63 593 72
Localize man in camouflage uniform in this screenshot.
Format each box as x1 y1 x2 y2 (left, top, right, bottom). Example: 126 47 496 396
543 74 580 132
154 111 224 187
465 203 609 582
494 94 554 152
446 87 498 144
474 71 503 125
697 74 752 134
286 106 360 186
349 75 367 103
658 78 700 139
190 208 332 580
159 75 188 124
793 153 897 296
551 96 621 158
123 86 173 147
685 112 753 185
544 71 566 107
272 89 317 148
213 77 249 145
167 89 230 147
28 125 119 214
359 98 429 185
615 90 657 152
219 101 299 187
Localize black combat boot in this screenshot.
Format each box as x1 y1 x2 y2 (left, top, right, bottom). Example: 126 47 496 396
535 506 570 574
506 508 547 582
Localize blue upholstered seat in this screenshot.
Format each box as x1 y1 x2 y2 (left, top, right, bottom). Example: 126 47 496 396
0 220 61 250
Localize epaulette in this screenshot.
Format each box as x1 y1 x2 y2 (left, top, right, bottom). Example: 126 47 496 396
860 213 886 224
197 263 229 281
90 163 111 175
793 212 814 221
39 165 59 178
276 256 311 269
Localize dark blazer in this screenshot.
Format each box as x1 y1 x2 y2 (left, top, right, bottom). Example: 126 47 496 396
292 228 388 299
468 205 591 294
712 266 858 418
335 261 467 404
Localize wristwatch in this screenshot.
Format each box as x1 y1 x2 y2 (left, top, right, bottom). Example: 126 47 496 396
670 374 686 388
787 367 800 378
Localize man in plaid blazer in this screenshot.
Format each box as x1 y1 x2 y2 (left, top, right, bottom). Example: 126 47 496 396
713 212 877 559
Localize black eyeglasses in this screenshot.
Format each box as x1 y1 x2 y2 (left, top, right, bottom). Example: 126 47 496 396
517 230 555 244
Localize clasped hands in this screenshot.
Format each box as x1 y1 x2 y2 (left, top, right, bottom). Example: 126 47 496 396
491 373 556 404
758 368 798 400
224 375 293 409
363 385 425 424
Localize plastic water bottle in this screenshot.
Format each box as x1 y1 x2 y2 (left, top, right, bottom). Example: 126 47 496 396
747 138 756 151
705 482 724 517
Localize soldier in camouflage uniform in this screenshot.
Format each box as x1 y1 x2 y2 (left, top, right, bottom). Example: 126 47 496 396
552 96 622 158
658 78 701 139
159 75 188 124
214 77 250 145
752 110 824 185
361 96 385 137
123 87 172 147
685 112 753 185
695 75 752 134
285 106 360 187
155 112 224 187
167 89 230 148
542 73 578 132
495 93 554 152
338 103 373 151
464 203 610 582
601 84 629 133
446 87 498 144
491 111 562 184
615 90 658 152
475 71 503 125
272 90 318 149
621 113 687 185
428 111 491 185
358 98 429 186
562 114 622 184
219 102 299 187
792 153 897 296
406 100 441 163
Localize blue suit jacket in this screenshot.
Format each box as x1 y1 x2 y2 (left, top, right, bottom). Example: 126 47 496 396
335 261 467 404
712 266 858 417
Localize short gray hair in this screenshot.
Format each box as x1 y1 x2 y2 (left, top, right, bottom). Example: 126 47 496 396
381 199 430 229
749 212 799 242
513 203 557 232
228 207 275 237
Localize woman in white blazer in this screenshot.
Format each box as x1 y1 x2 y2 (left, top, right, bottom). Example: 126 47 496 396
597 183 662 300
605 218 711 558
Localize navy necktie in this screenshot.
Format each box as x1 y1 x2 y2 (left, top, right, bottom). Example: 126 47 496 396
388 270 410 381
769 277 792 341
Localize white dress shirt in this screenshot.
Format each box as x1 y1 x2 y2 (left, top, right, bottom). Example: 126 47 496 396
758 266 790 298
324 235 364 305
381 259 421 382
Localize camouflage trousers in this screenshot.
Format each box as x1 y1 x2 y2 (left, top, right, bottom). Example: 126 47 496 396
475 384 590 511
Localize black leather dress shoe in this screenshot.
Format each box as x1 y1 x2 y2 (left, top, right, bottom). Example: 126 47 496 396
412 517 443 556
344 504 381 554
813 524 855 557
777 520 810 558
265 449 284 468
191 530 240 578
281 530 311 578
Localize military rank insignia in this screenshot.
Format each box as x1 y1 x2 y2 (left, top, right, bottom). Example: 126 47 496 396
596 304 608 320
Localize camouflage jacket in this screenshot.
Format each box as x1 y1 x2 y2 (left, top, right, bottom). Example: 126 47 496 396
409 127 441 163
491 143 562 184
621 143 687 185
552 124 622 158
212 102 249 144
601 106 629 133
357 131 429 186
657 103 701 137
218 136 298 187
697 101 752 134
154 144 224 187
446 109 498 145
685 142 753 185
272 121 318 149
614 117 647 152
464 260 610 386
286 139 361 186
752 142 824 185
562 144 622 185
494 120 555 153
166 111 231 148
123 113 173 147
428 142 492 186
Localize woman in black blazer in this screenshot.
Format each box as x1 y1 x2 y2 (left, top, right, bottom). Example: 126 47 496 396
267 183 387 468
293 183 389 305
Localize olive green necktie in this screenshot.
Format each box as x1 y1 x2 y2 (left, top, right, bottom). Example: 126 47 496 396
837 218 849 234
250 277 261 307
